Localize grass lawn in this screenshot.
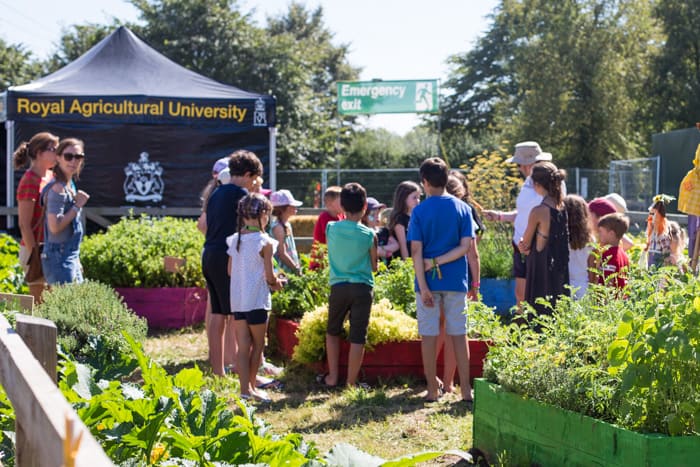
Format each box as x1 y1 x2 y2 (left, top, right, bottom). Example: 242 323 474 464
144 325 475 464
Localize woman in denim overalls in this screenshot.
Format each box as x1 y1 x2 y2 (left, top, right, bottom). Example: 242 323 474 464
41 138 90 285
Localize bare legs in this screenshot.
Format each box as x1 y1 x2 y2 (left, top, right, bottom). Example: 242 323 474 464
208 313 228 376
324 335 365 387
235 320 267 398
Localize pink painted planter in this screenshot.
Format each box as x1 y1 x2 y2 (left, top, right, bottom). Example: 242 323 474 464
273 318 490 383
115 287 207 329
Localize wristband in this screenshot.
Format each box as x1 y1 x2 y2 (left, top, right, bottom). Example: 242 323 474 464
471 281 481 289
72 205 81 213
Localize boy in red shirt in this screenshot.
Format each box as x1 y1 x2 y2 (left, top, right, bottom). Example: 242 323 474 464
310 186 344 269
591 213 630 290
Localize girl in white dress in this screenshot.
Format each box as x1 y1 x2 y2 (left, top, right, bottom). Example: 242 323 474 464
227 193 285 402
564 195 594 299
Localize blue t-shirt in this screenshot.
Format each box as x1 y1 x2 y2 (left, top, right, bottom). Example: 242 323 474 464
407 194 474 292
326 220 375 287
204 184 247 251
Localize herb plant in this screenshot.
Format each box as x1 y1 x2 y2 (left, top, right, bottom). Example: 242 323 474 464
35 281 148 359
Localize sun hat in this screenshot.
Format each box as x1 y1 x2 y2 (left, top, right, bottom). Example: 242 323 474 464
270 189 303 207
212 157 229 175
604 193 627 213
588 198 617 218
367 197 386 211
506 141 552 165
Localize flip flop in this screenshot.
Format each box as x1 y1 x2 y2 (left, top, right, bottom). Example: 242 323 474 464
256 379 284 390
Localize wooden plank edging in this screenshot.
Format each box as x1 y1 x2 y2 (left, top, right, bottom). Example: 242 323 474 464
0 314 113 466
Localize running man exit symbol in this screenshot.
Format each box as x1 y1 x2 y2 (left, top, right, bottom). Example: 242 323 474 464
415 82 433 111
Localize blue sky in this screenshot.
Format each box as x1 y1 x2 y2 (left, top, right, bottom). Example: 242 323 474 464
0 0 498 134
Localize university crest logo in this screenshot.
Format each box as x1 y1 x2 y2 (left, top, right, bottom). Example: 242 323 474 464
124 152 164 203
253 98 267 127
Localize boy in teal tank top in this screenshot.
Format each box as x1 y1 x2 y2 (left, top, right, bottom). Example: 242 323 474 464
320 182 377 388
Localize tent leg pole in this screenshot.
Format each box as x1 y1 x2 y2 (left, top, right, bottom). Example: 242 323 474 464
5 121 14 230
269 127 277 192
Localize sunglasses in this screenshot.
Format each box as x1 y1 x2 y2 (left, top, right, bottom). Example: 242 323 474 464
61 152 85 162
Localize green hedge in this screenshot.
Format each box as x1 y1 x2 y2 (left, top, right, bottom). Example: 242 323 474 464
80 215 204 287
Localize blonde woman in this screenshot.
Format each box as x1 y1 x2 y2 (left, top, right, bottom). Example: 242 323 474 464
41 138 89 284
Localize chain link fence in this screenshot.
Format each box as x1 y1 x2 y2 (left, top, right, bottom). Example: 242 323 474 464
278 157 660 212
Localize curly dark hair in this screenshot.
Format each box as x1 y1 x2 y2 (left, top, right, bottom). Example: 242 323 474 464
564 195 592 250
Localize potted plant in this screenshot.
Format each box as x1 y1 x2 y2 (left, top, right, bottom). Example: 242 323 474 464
473 268 700 465
80 215 206 328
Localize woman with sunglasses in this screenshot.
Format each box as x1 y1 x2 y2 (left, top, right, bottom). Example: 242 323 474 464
13 131 60 303
41 138 90 285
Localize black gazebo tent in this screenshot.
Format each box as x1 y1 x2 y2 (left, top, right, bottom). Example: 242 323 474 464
1 26 277 220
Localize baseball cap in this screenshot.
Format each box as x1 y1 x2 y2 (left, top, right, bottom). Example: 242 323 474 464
367 197 386 211
506 141 552 165
212 157 229 175
588 198 617 218
217 167 231 185
270 189 303 207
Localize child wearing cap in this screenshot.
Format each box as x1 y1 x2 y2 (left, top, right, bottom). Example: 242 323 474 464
270 189 302 274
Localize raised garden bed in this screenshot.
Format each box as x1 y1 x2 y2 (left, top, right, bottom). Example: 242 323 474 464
273 317 489 383
473 378 700 466
480 278 515 314
115 287 207 329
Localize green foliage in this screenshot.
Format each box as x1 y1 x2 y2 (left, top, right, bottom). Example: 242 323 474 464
607 270 700 435
293 299 419 364
485 266 700 436
35 281 147 359
272 257 330 320
80 215 204 287
0 234 27 294
0 38 44 90
478 226 514 279
443 0 658 168
374 259 417 318
56 333 322 466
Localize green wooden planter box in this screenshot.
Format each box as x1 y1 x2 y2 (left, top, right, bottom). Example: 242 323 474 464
473 379 700 466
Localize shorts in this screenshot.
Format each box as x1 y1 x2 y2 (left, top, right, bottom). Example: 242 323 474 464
202 248 232 315
327 283 373 344
19 244 45 285
416 291 467 337
233 309 268 325
512 242 527 279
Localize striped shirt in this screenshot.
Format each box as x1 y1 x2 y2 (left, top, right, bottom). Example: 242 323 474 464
16 170 52 245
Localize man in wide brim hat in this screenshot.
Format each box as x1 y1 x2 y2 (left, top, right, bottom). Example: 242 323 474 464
483 141 559 308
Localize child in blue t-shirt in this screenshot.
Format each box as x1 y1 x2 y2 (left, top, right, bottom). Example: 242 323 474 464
319 182 378 388
408 157 475 403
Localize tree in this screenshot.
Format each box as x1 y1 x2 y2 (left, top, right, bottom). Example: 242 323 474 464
130 0 359 169
45 23 115 72
342 128 405 169
0 39 43 90
647 0 700 131
442 0 659 168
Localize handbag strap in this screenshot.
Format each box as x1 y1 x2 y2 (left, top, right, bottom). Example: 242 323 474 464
31 180 56 244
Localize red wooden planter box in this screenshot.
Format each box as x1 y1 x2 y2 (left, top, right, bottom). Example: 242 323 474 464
115 287 207 329
273 318 489 383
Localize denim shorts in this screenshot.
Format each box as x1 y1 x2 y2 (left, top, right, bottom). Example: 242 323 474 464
416 291 467 337
41 241 84 285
